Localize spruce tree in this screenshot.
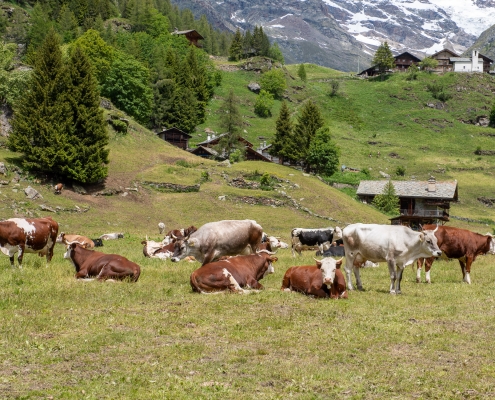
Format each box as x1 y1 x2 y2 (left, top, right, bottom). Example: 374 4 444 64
259 27 270 57
216 89 243 158
372 180 400 215
9 29 73 176
372 41 395 78
229 28 243 61
64 46 109 183
293 100 324 169
270 101 294 163
297 63 307 81
242 29 252 58
252 26 262 55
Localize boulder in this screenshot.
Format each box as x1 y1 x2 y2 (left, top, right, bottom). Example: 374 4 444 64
24 186 42 200
247 82 261 94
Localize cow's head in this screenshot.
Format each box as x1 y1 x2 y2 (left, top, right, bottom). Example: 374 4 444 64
314 257 343 287
56 232 66 243
257 249 277 277
333 226 343 239
485 234 495 255
170 235 198 262
419 227 442 257
64 242 77 259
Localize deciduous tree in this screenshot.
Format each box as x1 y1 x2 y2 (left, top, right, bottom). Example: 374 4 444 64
372 41 395 78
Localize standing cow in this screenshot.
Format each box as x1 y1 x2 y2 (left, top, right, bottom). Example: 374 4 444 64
0 217 59 268
171 219 263 265
291 227 342 256
416 225 494 284
343 224 442 294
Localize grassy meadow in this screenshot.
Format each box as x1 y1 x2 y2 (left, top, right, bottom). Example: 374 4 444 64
1 61 495 398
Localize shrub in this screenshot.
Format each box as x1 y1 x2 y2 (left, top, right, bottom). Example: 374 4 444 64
259 69 287 99
229 149 244 163
176 160 192 168
254 89 274 117
329 80 340 97
200 170 210 182
395 165 406 176
108 119 128 134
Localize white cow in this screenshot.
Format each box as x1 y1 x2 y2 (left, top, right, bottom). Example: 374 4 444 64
100 233 124 240
343 224 442 294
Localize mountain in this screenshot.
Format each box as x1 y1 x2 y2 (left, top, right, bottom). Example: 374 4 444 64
463 23 495 61
172 0 495 71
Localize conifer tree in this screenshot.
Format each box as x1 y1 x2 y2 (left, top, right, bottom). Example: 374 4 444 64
297 63 307 81
229 28 243 61
58 5 79 43
216 89 243 158
185 47 209 123
252 26 262 55
242 29 252 58
259 27 270 56
372 41 395 78
270 101 294 163
293 99 324 168
64 46 109 183
372 180 400 215
9 29 72 175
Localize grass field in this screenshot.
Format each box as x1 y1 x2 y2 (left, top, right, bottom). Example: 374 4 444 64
1 240 495 399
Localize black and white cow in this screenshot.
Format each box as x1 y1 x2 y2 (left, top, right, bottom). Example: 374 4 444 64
291 227 342 257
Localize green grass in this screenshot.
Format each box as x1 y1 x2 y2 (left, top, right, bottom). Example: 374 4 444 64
1 242 495 398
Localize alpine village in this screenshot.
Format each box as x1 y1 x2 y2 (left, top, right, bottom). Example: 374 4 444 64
1 0 495 398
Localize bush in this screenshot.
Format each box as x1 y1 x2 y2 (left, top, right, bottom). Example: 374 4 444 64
108 119 128 134
259 69 287 99
329 80 340 97
200 170 210 182
229 149 244 163
176 160 193 168
395 165 406 176
254 89 274 117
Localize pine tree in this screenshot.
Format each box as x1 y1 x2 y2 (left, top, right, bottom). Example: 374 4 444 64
297 63 307 81
9 29 72 175
293 99 324 169
229 28 243 61
372 180 400 215
216 89 243 158
58 4 79 43
64 46 109 183
306 127 340 176
252 26 262 55
372 41 395 78
270 101 294 163
259 26 270 56
242 29 252 58
185 47 209 123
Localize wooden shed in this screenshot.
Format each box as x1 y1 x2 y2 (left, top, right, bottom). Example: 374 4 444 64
171 29 204 48
156 127 191 150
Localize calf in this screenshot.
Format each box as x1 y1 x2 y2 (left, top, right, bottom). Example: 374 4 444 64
54 183 63 194
57 232 94 249
291 227 342 256
281 258 347 299
64 243 140 281
416 225 494 284
190 250 277 294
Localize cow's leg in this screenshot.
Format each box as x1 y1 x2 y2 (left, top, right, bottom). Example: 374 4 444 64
9 255 15 268
459 256 472 284
344 260 354 290
388 259 397 294
201 251 215 266
246 277 263 290
17 246 24 269
416 258 423 283
396 266 404 294
222 268 249 294
353 265 363 291
311 286 329 298
424 257 434 284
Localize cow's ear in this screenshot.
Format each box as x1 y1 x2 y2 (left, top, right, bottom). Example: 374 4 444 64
419 232 425 242
335 258 343 268
313 257 322 268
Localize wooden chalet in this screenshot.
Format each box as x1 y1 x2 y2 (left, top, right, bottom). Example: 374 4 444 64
357 177 458 229
189 145 218 158
358 51 421 77
156 127 191 150
172 29 204 48
429 48 459 73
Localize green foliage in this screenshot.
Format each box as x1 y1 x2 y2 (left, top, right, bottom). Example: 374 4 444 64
260 172 271 186
176 159 193 168
259 68 287 99
395 165 406 176
219 88 242 136
406 64 419 81
229 28 243 61
293 99 325 167
8 30 109 183
297 63 307 82
489 103 495 128
229 148 244 163
108 118 128 133
329 80 339 96
57 5 79 43
0 42 30 107
426 82 452 102
268 42 284 63
372 180 400 215
200 170 210 182
372 41 395 76
254 89 274 118
306 127 340 176
101 50 153 124
418 57 438 72
270 101 294 163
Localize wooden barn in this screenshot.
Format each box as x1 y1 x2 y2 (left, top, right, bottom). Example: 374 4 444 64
357 177 458 229
358 51 421 77
429 48 459 73
171 29 204 48
156 127 191 150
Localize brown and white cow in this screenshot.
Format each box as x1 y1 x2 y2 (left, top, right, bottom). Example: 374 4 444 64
343 223 442 294
167 225 198 240
57 232 95 249
171 220 263 265
64 243 140 281
416 225 494 284
0 217 58 268
141 239 175 259
190 250 277 294
281 258 347 299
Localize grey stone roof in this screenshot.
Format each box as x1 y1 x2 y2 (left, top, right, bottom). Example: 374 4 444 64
357 180 457 200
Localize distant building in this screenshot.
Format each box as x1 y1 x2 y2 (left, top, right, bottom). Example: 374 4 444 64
358 51 421 77
429 48 459 73
156 127 191 150
171 29 204 48
450 50 493 73
357 177 458 229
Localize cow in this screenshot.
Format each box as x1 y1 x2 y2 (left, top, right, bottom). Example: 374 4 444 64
64 243 140 281
281 257 347 299
54 183 63 194
261 233 289 249
158 222 166 234
319 243 345 258
0 217 58 268
92 238 104 247
416 225 494 284
190 250 277 294
343 224 442 294
167 225 198 240
141 239 175 259
171 219 263 266
100 233 124 240
57 232 95 249
291 227 342 256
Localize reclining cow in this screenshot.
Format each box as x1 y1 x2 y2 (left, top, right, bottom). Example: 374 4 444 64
416 225 494 284
141 238 175 260
343 223 442 294
64 243 140 281
99 233 124 240
281 257 347 299
190 250 277 294
57 232 95 249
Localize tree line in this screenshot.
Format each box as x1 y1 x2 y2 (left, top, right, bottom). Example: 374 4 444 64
229 26 284 63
